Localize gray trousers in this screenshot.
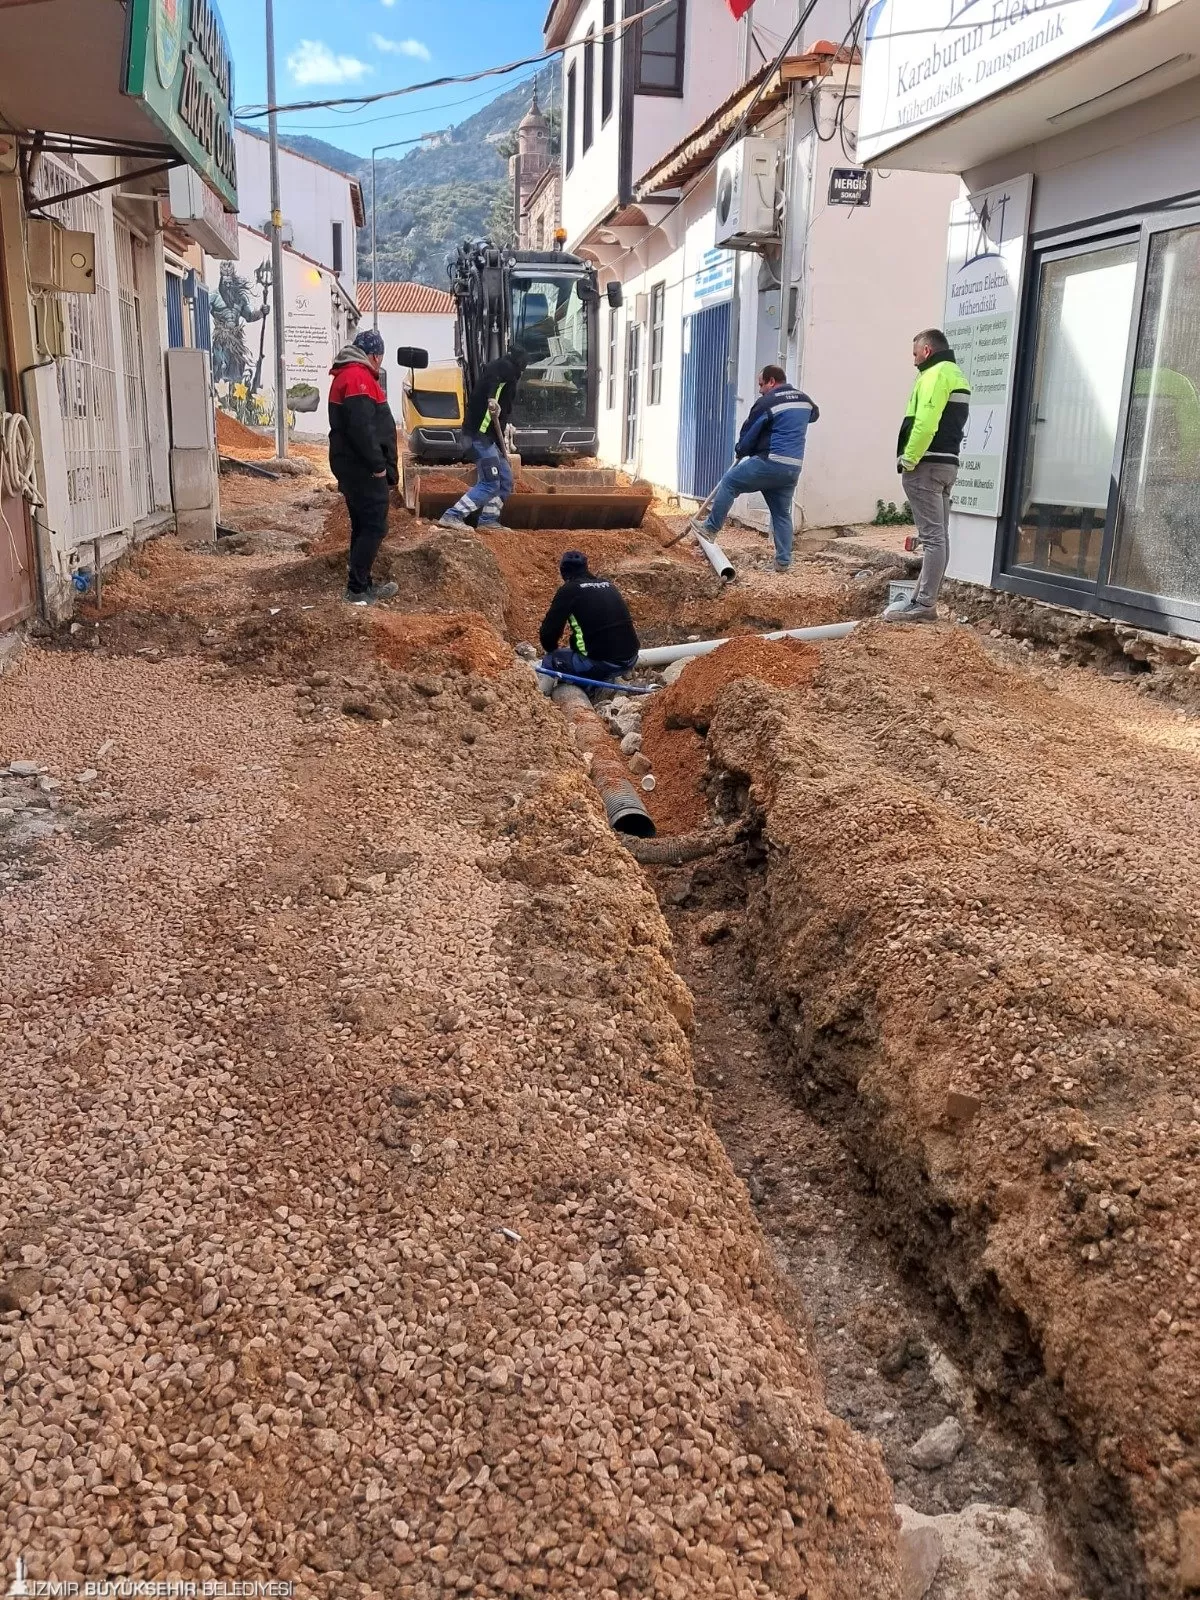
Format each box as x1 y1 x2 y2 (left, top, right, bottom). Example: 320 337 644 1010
902 460 958 609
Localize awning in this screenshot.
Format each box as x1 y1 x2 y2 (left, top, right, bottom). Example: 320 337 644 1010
0 0 237 212
635 45 859 201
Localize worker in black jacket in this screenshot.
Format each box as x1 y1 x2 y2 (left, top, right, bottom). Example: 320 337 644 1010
327 329 399 604
439 348 529 529
538 551 640 690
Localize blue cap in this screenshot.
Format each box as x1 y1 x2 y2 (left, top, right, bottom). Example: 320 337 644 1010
353 329 385 357
560 550 588 578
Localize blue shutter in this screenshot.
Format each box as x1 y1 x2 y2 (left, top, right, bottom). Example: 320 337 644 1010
165 273 185 348
677 299 735 499
192 285 212 354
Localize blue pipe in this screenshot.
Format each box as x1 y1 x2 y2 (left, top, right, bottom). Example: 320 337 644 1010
533 667 658 695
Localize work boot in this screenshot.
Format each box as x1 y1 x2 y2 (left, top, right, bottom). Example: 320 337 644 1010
438 509 466 527
882 598 937 623
343 581 399 606
774 559 792 574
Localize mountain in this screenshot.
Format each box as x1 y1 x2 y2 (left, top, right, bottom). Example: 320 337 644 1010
259 65 558 290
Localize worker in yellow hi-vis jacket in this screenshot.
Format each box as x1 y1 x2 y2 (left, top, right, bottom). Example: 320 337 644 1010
885 328 972 624
439 347 529 530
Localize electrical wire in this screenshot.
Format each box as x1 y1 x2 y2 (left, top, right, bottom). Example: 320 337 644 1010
236 0 676 120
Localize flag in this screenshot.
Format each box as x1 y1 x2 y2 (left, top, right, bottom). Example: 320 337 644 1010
727 0 755 17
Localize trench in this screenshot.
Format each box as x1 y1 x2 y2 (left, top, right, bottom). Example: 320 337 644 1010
640 821 1142 1600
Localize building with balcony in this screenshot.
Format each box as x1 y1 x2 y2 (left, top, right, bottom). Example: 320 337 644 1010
545 0 959 525
859 0 1200 639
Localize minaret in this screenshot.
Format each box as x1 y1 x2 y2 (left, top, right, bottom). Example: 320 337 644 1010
515 88 550 247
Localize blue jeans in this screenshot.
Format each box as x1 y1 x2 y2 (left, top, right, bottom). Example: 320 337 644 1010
447 438 514 525
703 456 800 565
540 647 637 690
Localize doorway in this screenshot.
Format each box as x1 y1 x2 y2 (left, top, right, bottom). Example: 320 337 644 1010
678 299 735 500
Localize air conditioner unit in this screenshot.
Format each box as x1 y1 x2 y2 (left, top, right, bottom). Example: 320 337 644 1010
714 136 781 250
26 219 96 294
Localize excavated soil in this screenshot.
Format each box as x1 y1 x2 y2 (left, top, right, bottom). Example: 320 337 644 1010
696 622 1200 1600
0 527 905 1595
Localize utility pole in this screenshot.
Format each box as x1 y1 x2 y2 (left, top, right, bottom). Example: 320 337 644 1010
265 0 288 460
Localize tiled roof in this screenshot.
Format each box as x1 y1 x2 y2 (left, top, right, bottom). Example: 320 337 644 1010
357 281 456 315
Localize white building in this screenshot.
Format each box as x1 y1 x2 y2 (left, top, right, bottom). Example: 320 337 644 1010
0 0 240 629
357 282 457 388
858 0 1200 642
234 129 364 299
546 0 959 527
206 226 358 440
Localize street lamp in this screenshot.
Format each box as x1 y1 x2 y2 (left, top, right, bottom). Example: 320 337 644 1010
370 134 437 330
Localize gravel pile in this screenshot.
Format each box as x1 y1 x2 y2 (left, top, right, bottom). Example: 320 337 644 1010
705 621 1200 1600
0 642 901 1596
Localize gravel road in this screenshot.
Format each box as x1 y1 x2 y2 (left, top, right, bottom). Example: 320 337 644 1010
0 602 901 1595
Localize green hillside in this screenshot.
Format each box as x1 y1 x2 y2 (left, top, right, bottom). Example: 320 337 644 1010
262 66 558 288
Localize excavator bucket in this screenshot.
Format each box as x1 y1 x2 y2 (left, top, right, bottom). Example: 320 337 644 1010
402 460 653 531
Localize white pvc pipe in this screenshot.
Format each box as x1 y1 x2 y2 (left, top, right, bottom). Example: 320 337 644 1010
637 621 857 669
695 530 735 581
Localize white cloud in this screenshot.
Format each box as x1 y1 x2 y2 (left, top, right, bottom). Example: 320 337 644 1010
380 0 396 6
287 40 373 86
370 32 432 61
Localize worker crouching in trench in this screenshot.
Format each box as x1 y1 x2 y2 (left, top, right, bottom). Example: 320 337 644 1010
538 551 640 693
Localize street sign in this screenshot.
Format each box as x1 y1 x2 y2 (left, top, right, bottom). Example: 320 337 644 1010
123 0 238 212
828 169 872 207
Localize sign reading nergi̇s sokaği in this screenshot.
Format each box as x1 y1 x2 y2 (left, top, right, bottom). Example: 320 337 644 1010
123 0 238 213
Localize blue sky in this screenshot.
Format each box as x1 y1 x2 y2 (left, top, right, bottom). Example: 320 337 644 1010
226 0 549 158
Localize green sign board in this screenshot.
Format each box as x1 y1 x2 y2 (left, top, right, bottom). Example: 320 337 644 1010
123 0 238 213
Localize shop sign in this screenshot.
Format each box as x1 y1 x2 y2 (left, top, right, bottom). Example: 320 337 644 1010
828 168 872 207
685 247 735 314
857 0 1150 164
124 0 238 212
943 173 1032 518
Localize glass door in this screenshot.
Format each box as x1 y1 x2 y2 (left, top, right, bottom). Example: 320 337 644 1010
1009 237 1140 584
1104 213 1200 619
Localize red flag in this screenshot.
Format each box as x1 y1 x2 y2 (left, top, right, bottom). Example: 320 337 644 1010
728 0 755 17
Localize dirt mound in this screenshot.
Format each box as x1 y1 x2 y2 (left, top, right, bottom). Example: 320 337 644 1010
665 636 821 732
705 624 1200 1599
216 411 268 451
641 702 709 836
380 530 507 631
370 610 512 678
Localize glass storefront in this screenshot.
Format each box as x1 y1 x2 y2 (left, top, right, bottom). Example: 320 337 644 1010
1005 209 1200 632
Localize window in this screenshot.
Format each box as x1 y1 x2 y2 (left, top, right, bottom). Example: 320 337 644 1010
565 64 577 175
536 217 545 251
636 0 685 97
331 221 343 275
623 321 641 462
601 0 615 123
582 29 595 153
607 305 618 410
509 272 590 428
648 281 665 405
1013 240 1139 582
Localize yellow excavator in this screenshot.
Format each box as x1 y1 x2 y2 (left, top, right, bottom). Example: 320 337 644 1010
395 238 651 530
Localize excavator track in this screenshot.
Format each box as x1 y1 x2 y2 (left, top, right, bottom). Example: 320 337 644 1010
403 459 653 531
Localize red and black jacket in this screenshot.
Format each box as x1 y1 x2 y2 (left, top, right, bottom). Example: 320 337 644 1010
328 348 398 492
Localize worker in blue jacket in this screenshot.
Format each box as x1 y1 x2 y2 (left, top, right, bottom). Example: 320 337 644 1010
697 365 819 572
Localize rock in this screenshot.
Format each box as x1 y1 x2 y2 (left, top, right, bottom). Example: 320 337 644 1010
350 873 387 894
323 875 348 901
514 642 538 661
662 659 690 685
629 753 653 778
945 1090 981 1125
8 760 40 777
75 769 99 784
910 1417 966 1470
1180 1508 1200 1590
880 1336 926 1378
620 732 643 755
389 1087 424 1109
343 698 390 722
0 1269 43 1313
896 1506 944 1599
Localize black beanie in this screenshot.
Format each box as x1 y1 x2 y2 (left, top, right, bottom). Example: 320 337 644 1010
560 550 588 578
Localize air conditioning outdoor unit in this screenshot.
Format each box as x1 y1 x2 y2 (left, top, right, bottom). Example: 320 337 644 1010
714 136 781 250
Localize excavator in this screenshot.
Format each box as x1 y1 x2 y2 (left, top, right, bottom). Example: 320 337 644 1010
395 238 651 530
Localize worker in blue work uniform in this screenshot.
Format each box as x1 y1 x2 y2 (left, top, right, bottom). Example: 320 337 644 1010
439 347 530 529
696 364 819 572
538 551 640 691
